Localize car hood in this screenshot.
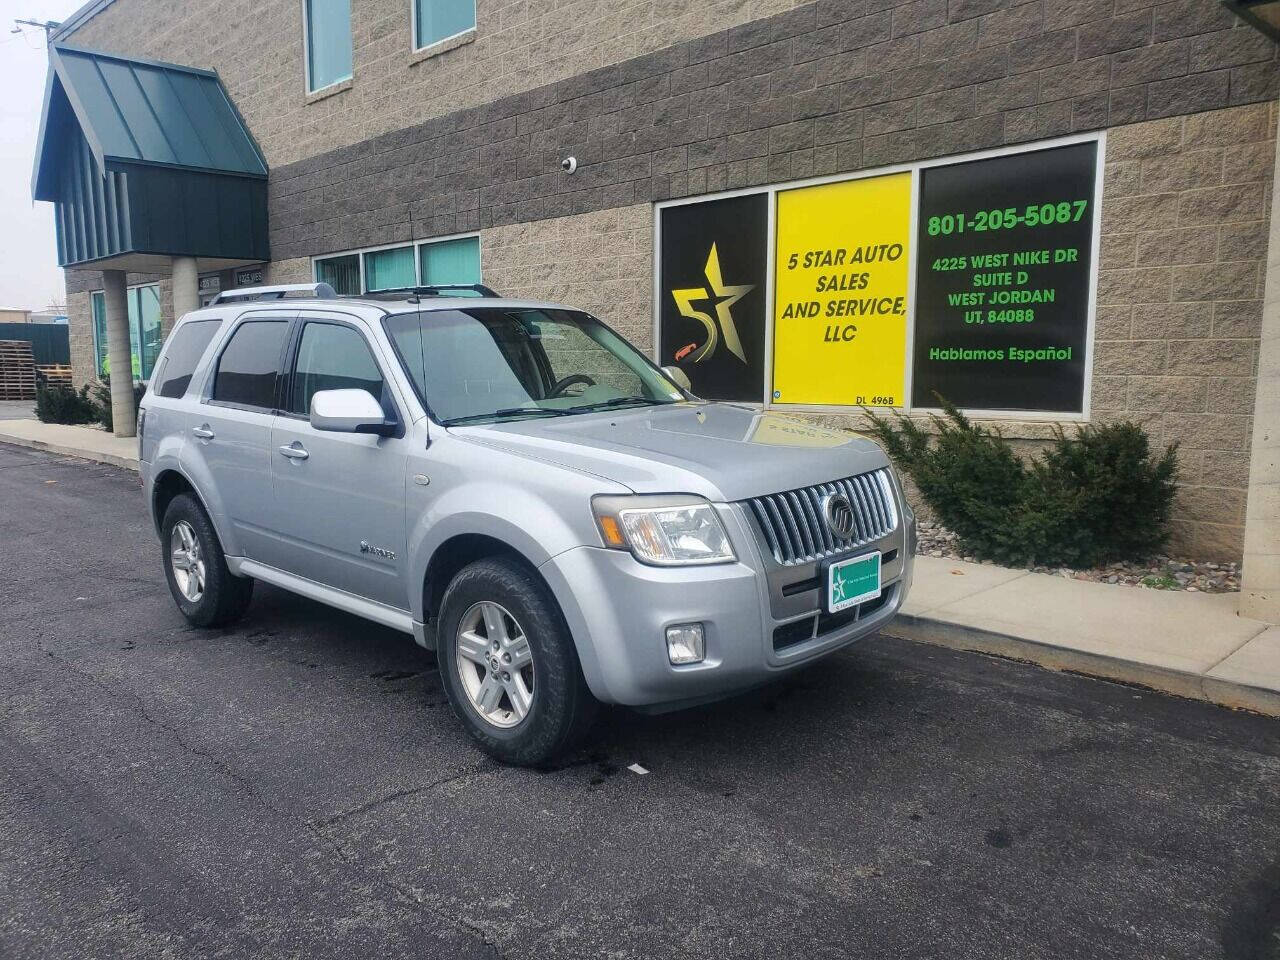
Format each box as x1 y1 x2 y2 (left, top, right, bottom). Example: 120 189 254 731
448 402 890 501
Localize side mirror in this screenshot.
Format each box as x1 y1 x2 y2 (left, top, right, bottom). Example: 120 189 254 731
310 389 394 436
662 365 692 393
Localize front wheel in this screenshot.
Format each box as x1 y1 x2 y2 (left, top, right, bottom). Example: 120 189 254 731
437 557 597 766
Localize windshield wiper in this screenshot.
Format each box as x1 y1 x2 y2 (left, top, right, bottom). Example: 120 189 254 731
566 396 670 413
442 407 573 426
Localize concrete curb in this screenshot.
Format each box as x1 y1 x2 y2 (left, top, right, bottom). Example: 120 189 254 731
884 614 1280 718
0 435 139 473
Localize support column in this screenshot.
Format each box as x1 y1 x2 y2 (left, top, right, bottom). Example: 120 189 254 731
171 255 199 322
1240 116 1280 623
102 270 136 439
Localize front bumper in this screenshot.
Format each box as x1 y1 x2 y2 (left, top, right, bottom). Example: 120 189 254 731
539 501 915 707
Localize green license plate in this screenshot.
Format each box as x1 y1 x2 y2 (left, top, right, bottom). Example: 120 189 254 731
827 552 881 613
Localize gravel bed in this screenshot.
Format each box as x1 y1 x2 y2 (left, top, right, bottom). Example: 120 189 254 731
915 518 1240 594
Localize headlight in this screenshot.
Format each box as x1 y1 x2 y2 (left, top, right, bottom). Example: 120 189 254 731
592 494 736 566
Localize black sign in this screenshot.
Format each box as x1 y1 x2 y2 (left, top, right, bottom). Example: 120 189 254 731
659 194 768 402
236 267 264 287
911 143 1097 413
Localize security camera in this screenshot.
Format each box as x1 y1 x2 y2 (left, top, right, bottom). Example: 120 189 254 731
561 156 578 174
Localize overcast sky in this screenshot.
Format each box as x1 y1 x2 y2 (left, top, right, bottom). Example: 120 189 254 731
0 2 80 312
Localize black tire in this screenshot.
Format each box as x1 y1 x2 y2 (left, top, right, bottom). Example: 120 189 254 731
161 492 254 628
437 557 598 766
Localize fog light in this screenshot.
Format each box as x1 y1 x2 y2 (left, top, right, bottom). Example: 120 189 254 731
666 623 705 664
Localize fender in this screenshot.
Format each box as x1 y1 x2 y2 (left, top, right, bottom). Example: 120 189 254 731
406 476 608 622
168 441 240 557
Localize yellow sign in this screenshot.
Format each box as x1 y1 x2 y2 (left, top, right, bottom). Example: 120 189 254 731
772 173 912 407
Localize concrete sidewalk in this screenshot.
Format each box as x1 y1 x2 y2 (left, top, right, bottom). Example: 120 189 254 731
2 416 1276 716
0 418 138 471
887 556 1280 716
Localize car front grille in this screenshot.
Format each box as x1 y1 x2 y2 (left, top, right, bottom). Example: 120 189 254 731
744 468 898 566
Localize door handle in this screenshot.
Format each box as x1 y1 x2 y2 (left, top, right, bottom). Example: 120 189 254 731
192 425 215 440
278 443 309 461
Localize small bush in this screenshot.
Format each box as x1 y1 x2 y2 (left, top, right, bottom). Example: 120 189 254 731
866 398 1179 568
92 377 145 432
35 383 98 425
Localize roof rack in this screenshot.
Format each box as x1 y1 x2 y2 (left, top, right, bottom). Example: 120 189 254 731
361 283 501 301
212 282 337 304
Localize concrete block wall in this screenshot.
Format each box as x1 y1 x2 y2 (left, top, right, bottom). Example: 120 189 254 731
64 0 809 167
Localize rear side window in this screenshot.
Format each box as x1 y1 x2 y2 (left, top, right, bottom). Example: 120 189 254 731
288 321 386 415
154 320 221 399
212 320 289 409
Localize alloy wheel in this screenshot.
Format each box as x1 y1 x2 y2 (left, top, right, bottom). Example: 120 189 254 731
170 520 206 603
455 601 535 729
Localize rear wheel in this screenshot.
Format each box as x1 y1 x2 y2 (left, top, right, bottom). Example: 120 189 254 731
161 493 253 628
437 557 597 766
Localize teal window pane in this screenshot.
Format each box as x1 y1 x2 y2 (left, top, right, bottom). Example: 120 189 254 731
420 237 481 290
363 246 417 292
91 291 108 378
126 289 142 381
316 254 360 295
306 0 352 92
415 0 475 48
135 285 163 381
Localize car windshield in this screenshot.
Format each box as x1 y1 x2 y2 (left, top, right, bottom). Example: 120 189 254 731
383 307 686 425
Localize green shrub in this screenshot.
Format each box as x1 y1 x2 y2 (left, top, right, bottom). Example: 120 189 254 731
92 377 145 432
34 383 98 425
866 398 1179 568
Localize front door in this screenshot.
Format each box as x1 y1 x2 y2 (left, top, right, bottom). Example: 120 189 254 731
269 316 410 609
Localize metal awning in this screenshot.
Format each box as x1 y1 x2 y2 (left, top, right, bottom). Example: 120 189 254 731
31 43 269 271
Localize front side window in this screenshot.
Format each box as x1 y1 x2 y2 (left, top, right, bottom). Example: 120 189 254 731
384 308 683 425
288 321 387 416
154 320 222 399
212 320 289 409
415 0 475 48
305 0 352 92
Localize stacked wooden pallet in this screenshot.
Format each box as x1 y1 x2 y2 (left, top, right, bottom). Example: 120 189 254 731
0 340 36 401
36 363 73 388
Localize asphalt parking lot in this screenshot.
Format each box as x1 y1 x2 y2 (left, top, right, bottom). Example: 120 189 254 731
2 442 1278 960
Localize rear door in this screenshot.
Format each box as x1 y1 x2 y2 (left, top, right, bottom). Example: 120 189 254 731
141 317 224 464
268 314 410 608
190 313 293 563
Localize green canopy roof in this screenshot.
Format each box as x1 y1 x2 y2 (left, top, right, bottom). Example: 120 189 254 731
31 44 268 269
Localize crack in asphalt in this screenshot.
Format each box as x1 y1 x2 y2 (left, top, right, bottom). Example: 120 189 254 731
313 764 495 828
28 637 507 960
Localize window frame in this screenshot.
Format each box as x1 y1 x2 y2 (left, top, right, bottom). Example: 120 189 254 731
411 0 476 53
302 0 354 95
312 233 482 296
205 315 295 414
88 281 163 383
280 315 404 437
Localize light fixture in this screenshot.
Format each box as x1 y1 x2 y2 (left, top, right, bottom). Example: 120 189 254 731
665 623 705 665
1221 0 1280 40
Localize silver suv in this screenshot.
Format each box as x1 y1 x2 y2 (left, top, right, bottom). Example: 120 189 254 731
139 283 915 764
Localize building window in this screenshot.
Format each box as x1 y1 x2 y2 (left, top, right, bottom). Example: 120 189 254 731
421 236 480 286
316 253 360 294
89 283 163 382
363 246 417 291
314 235 482 294
305 0 353 93
414 0 475 49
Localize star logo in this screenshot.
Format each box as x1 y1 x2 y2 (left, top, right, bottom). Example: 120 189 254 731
832 571 850 604
670 243 755 365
